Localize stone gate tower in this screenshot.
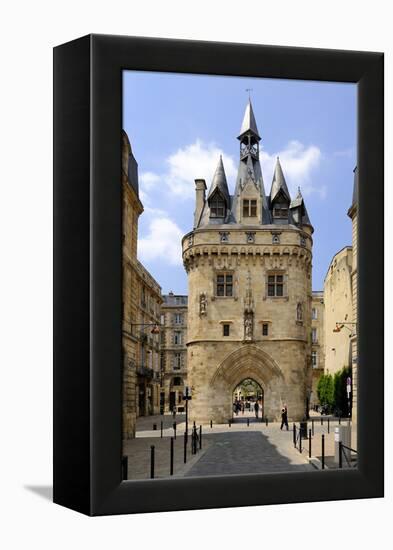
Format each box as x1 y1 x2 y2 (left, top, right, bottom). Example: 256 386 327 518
182 100 313 423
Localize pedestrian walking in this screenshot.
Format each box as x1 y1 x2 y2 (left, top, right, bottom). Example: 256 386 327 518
280 406 289 430
254 401 259 418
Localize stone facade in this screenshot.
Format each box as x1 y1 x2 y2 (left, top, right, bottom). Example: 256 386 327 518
348 167 358 443
133 263 162 419
122 131 162 439
324 246 353 376
160 293 188 412
311 290 325 407
182 101 313 423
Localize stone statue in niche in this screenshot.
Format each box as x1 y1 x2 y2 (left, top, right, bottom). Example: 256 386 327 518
244 313 253 341
199 292 207 316
296 302 303 322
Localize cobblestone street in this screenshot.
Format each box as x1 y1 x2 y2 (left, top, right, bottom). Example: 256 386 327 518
123 414 325 480
185 430 313 476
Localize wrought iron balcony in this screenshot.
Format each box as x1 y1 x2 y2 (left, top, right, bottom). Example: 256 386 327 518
136 365 154 379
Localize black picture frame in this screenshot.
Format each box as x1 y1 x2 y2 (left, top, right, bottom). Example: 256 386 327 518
53 34 384 516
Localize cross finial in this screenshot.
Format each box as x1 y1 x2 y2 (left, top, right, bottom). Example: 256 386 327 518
245 88 253 100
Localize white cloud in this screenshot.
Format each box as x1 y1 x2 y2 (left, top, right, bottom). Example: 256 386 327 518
143 205 168 217
140 140 237 200
140 171 161 190
260 140 324 198
140 138 324 204
138 217 184 266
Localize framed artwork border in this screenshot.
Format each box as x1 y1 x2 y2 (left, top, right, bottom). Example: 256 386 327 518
53 34 384 516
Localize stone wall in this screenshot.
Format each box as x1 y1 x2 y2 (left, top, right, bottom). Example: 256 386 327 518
183 225 313 423
348 197 358 446
323 247 353 376
311 291 325 406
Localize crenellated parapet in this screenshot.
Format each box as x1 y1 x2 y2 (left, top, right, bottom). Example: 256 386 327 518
182 230 312 273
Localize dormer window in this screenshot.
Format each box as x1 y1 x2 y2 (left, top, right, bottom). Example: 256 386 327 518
273 206 288 219
243 199 257 217
209 194 225 218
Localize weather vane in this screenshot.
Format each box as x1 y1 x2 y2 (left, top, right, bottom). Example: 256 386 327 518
245 88 253 99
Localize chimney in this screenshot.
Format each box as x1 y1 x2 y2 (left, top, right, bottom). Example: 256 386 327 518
194 179 207 228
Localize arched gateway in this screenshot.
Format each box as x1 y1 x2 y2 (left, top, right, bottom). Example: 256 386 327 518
189 345 287 424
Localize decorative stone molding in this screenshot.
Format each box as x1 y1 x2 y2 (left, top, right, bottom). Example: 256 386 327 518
183 243 312 272
210 344 284 388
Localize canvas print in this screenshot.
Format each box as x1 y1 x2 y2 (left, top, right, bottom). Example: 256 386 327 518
121 72 358 480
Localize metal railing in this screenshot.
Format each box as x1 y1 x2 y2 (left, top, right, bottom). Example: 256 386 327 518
136 365 154 378
293 421 357 471
339 442 358 469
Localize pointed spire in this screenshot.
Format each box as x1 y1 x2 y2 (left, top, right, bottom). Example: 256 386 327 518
207 155 230 205
290 187 304 209
290 186 312 226
238 99 260 140
270 157 291 203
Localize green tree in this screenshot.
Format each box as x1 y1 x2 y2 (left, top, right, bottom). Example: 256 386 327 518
333 366 352 416
317 373 334 410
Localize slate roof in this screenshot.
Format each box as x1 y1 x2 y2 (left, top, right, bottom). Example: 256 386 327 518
270 157 291 204
238 99 260 139
194 101 312 231
207 155 230 206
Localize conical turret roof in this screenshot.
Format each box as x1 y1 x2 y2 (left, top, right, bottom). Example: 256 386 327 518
290 187 312 226
207 155 230 205
290 187 304 209
238 99 260 140
270 157 291 203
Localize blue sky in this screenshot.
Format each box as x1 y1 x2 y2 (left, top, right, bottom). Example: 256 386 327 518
123 71 356 295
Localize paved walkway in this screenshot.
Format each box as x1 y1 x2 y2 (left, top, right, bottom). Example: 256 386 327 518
186 430 313 477
124 414 316 479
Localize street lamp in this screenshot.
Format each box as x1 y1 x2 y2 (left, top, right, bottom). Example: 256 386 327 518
333 322 356 334
183 386 192 441
131 322 161 334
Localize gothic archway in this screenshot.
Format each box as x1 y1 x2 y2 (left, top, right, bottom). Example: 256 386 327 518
232 378 264 422
207 344 286 422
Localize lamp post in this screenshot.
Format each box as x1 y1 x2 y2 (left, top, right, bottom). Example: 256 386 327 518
183 386 192 442
333 322 356 335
